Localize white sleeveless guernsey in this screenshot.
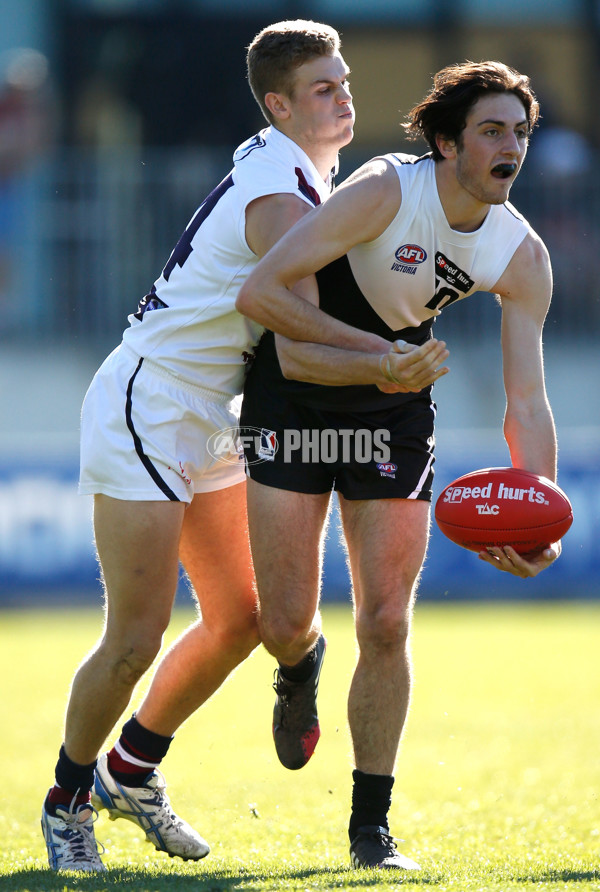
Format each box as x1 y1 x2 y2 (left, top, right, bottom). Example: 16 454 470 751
244 152 533 413
120 126 333 397
347 153 531 331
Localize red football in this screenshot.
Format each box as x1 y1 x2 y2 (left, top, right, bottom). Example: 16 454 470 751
434 467 573 555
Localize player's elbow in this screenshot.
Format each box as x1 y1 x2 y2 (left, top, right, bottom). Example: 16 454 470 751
236 270 270 320
235 280 259 318
277 341 303 381
276 336 317 383
280 361 303 381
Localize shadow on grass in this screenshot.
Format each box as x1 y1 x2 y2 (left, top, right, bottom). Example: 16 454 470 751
514 868 600 883
2 865 598 891
0 865 441 892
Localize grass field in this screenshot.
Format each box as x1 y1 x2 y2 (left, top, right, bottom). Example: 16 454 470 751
1 601 599 892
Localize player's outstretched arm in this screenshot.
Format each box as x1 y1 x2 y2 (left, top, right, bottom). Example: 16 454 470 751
496 231 557 483
485 231 559 577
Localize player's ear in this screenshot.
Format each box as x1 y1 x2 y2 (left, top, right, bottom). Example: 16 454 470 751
264 91 291 122
436 134 457 160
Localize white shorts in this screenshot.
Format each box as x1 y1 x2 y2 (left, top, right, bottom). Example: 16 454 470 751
79 344 246 502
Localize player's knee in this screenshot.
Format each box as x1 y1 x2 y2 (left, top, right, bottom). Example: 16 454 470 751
259 611 313 654
215 609 261 658
356 602 412 652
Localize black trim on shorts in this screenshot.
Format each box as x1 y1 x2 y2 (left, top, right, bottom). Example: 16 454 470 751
125 357 180 502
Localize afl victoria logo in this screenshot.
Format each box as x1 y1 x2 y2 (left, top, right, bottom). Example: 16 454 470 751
395 244 427 265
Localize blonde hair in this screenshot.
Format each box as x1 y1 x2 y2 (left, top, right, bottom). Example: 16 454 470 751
247 20 341 123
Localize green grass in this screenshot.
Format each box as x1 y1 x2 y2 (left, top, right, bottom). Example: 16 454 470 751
1 601 599 891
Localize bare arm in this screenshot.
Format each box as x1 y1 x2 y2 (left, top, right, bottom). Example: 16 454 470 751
240 159 449 387
238 160 402 354
479 231 559 578
497 232 557 481
247 188 382 353
276 334 450 390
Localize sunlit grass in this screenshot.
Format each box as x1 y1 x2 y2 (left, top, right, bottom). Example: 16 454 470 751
1 601 599 891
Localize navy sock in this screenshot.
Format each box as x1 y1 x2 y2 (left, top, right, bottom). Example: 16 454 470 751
348 769 394 842
46 745 96 814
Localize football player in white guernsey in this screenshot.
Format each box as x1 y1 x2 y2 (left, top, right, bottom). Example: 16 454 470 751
236 61 560 870
42 20 423 874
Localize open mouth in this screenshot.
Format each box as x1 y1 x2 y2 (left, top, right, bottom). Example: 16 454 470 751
491 163 517 179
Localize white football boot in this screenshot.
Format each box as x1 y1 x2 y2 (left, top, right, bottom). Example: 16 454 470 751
41 796 106 872
92 752 210 861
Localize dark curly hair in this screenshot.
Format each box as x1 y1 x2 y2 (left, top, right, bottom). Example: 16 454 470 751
404 60 540 160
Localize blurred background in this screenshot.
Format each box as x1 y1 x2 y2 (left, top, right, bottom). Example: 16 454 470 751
0 0 598 605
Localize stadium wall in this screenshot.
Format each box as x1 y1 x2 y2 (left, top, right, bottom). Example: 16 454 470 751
0 344 597 606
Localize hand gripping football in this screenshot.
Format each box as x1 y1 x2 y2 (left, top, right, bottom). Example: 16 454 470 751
434 467 573 555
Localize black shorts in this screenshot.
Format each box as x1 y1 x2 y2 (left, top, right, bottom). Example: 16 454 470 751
240 380 436 501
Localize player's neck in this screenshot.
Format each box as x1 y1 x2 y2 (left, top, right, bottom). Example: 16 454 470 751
296 141 339 182
303 146 339 182
274 125 340 182
434 161 490 233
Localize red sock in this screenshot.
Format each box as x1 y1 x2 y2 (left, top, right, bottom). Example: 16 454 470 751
106 740 158 786
46 785 91 812
106 715 173 786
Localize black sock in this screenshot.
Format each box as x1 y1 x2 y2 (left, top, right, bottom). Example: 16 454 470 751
279 641 318 683
45 744 97 813
54 744 97 793
348 769 394 842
